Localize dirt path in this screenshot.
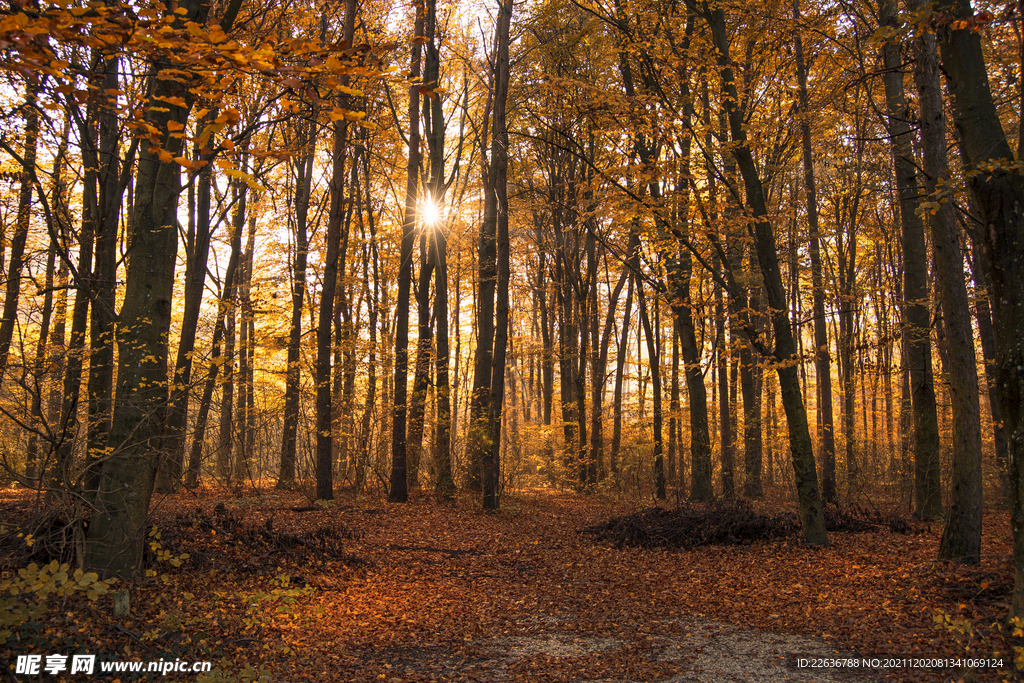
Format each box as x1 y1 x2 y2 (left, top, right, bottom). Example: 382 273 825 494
217 492 898 682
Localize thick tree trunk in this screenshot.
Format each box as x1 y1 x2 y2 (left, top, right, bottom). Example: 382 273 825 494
85 57 122 496
85 0 213 577
908 10 984 563
938 0 1024 614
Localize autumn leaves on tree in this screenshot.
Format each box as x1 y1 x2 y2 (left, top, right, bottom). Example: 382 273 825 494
0 0 1023 621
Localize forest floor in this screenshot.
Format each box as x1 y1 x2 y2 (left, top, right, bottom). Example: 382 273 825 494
1 485 1020 682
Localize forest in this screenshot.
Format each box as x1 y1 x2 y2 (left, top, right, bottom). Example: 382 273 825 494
1 0 1024 678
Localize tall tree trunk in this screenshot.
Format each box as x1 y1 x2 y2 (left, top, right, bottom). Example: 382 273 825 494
0 83 39 376
793 0 836 504
638 280 666 500
233 215 256 489
610 272 634 483
593 265 628 488
716 256 734 499
938 0 1024 612
390 0 424 502
668 322 680 491
85 57 122 495
407 235 435 490
54 79 98 495
879 0 942 519
25 234 56 484
86 0 216 577
707 5 827 544
909 5 984 563
424 4 454 499
317 0 357 502
357 147 380 494
967 235 1010 494
216 197 243 484
483 0 513 511
158 108 216 493
278 116 315 487
185 188 246 489
742 242 765 498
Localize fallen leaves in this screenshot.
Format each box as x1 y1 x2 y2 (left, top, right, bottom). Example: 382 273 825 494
1 488 1019 681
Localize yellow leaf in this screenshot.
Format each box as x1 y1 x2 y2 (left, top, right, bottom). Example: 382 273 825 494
153 95 187 107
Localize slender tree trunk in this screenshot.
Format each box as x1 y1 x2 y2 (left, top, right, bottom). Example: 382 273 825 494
54 82 98 495
278 116 315 487
742 242 765 498
158 109 216 493
185 202 245 488
407 235 435 490
390 1 424 502
25 235 56 484
233 215 256 489
668 323 680 491
216 180 247 484
638 281 666 500
967 237 1010 493
317 0 357 502
707 5 827 544
610 273 634 483
793 0 836 504
879 0 942 519
0 84 39 377
716 258 734 499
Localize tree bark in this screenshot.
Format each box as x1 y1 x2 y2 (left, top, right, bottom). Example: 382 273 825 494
318 0 358 502
707 5 827 544
278 115 315 487
793 0 836 504
484 0 513 511
907 7 984 563
86 0 214 577
0 83 39 377
938 0 1024 614
878 0 942 519
390 1 424 502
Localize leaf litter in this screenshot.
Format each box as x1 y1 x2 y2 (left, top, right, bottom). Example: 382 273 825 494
0 487 1018 682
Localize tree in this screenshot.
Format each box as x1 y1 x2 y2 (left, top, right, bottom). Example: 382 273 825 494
937 0 1024 615
877 0 942 519
908 0 982 563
